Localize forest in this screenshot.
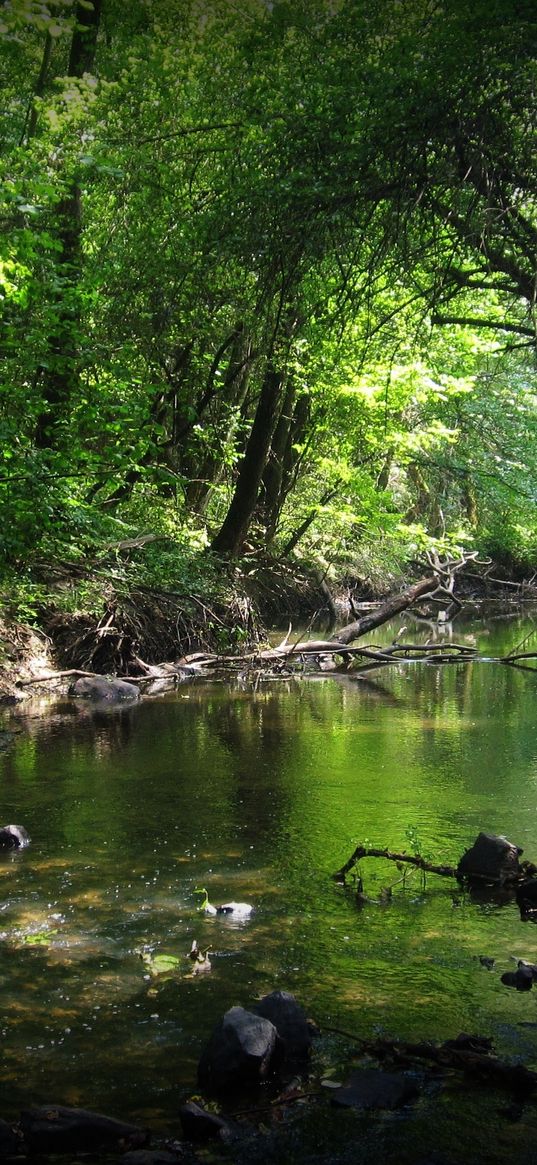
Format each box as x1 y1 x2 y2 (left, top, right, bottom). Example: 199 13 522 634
2 7 537 1154
1 0 536 664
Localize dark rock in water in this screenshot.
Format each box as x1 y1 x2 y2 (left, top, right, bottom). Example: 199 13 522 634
456 832 521 883
516 878 537 912
253 990 312 1062
69 676 140 702
197 1005 279 1095
0 823 29 849
179 1101 229 1140
0 1118 23 1156
331 1069 419 1110
501 967 534 991
20 1105 149 1153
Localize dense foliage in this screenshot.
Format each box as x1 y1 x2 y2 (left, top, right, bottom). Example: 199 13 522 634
1 0 536 609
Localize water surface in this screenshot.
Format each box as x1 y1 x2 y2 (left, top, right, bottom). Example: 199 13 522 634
1 612 537 1159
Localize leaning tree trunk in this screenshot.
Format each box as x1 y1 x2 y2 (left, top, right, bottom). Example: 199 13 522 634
259 378 297 542
333 575 439 645
261 386 311 545
210 365 285 557
186 328 254 513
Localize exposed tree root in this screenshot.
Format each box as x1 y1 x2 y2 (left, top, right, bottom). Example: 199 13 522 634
41 585 261 676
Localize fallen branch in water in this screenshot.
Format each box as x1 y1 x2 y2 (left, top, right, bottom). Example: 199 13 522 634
319 1025 537 1094
333 831 537 893
362 1034 537 1093
16 641 537 687
18 668 115 687
332 844 459 883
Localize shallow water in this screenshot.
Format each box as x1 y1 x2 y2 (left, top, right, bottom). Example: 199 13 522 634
1 612 537 1158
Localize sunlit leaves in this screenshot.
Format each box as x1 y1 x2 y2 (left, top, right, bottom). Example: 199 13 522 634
1 0 535 578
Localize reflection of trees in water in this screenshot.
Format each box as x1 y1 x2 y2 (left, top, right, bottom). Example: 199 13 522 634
209 692 296 841
9 698 137 754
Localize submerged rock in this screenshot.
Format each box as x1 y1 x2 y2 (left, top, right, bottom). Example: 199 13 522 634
19 1105 149 1153
331 1068 419 1110
197 1005 279 1095
457 832 521 883
501 968 533 991
69 676 140 702
501 962 537 991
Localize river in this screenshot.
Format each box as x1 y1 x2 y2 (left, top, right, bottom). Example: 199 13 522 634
0 610 536 1161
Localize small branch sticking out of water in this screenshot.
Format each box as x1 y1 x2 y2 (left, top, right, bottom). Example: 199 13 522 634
332 844 458 883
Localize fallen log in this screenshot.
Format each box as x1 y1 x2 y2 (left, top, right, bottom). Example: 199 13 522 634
18 668 117 687
17 642 537 687
333 575 439 645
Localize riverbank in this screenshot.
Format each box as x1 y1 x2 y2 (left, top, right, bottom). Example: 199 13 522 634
0 550 377 700
1 550 535 702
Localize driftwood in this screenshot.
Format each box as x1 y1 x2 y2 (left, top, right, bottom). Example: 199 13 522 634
333 832 537 896
15 557 537 688
333 574 438 645
333 845 459 883
17 640 537 688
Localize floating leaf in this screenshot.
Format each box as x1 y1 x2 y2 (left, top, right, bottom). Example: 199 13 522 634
23 929 59 947
141 952 181 976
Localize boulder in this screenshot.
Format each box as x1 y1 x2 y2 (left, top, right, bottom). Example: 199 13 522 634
331 1069 419 1110
253 990 312 1062
456 833 521 883
197 1006 279 1095
19 1105 149 1154
69 677 140 702
0 824 29 849
179 1101 229 1140
501 967 534 991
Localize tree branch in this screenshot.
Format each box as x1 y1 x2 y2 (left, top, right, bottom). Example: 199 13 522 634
431 313 535 338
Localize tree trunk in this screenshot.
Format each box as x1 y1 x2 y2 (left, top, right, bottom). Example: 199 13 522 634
210 366 284 557
20 31 53 145
281 484 340 557
185 329 254 512
67 0 102 76
334 575 439 645
260 378 296 540
261 388 312 544
35 0 102 449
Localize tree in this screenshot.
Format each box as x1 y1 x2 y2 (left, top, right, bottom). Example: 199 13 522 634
1 0 535 580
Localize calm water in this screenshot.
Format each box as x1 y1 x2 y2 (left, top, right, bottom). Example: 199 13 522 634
1 612 537 1160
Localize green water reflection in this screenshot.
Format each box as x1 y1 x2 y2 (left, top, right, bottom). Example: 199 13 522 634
0 614 536 1152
